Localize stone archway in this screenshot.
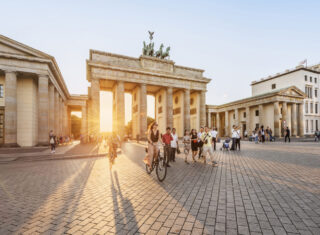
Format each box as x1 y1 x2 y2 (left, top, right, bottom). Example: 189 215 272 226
86 50 211 139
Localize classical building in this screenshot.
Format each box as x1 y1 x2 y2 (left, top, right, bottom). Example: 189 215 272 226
0 34 89 147
251 65 320 135
207 86 306 138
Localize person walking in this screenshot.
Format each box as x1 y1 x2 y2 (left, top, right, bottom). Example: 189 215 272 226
261 125 265 143
231 125 237 150
197 127 204 158
201 127 218 166
285 127 291 143
170 128 178 162
162 127 173 167
183 130 191 164
190 129 198 163
49 130 56 153
254 128 259 144
235 126 241 150
211 127 218 151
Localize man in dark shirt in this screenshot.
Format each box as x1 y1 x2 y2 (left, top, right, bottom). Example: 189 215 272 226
285 127 290 143
162 127 173 167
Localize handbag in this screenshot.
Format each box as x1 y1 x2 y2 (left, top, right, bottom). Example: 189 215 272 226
50 137 54 144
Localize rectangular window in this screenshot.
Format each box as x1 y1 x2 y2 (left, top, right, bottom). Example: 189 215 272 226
316 120 319 131
310 76 312 82
311 120 314 133
255 110 259 116
315 89 318 98
315 77 318 83
306 120 309 132
271 84 276 89
243 112 246 118
0 85 3 98
305 75 307 81
305 103 308 113
233 114 235 119
310 103 313 113
316 103 318 114
310 87 313 98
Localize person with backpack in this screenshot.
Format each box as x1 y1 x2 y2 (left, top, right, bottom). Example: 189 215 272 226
49 130 56 153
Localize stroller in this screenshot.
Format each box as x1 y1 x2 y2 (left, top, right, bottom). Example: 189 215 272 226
220 138 231 151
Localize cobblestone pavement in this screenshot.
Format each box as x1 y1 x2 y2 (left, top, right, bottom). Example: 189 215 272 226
0 142 319 235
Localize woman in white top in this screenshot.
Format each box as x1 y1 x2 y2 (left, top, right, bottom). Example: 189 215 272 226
183 130 191 164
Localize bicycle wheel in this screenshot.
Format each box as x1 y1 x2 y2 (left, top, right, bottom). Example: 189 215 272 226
156 152 167 182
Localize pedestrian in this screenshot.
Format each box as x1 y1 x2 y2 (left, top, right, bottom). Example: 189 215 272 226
144 122 162 168
231 125 237 150
162 127 173 167
261 125 265 143
315 129 319 142
201 127 218 166
191 129 198 163
254 128 259 144
211 127 218 151
183 130 191 164
49 130 56 153
170 128 178 162
197 127 204 158
235 126 241 150
285 126 291 143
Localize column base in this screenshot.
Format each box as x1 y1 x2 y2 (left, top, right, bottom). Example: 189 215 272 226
1 143 20 147
37 142 50 146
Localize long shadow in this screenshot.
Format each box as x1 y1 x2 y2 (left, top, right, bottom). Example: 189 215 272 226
110 170 139 234
0 158 96 234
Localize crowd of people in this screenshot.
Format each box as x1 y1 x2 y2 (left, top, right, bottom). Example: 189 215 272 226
143 122 221 169
49 130 74 153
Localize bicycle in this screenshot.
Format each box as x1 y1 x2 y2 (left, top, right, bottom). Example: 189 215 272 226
145 148 167 182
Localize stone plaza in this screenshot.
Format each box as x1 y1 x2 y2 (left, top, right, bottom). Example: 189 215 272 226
0 141 319 235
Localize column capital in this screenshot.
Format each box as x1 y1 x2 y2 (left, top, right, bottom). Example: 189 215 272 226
4 69 17 74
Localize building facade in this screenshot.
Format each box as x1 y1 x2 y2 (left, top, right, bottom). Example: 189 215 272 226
251 66 320 135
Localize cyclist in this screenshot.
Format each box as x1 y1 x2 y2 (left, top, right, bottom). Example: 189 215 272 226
108 132 120 164
144 122 163 168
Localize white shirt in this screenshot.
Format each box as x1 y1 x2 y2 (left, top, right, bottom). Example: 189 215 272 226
236 130 241 139
232 129 237 138
211 130 218 138
197 132 203 142
171 133 178 148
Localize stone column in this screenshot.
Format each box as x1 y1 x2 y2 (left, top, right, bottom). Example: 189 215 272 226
282 102 288 128
246 106 251 136
91 79 100 134
207 111 211 128
4 71 17 145
140 84 147 139
298 103 304 137
235 108 239 127
116 81 125 139
259 104 264 126
49 84 55 133
291 103 297 136
59 97 63 136
38 74 49 145
200 90 206 127
216 113 220 133
81 105 87 143
274 102 280 137
166 87 173 128
184 89 190 131
225 111 229 136
64 104 68 136
54 90 59 135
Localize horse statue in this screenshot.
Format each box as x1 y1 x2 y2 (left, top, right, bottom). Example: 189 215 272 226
155 44 164 58
160 46 170 59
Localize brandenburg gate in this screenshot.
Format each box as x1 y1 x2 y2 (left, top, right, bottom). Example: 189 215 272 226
86 50 211 139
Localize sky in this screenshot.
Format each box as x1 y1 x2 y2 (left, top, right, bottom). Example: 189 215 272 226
1 0 320 131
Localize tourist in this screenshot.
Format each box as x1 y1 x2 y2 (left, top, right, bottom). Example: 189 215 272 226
170 128 178 162
201 127 218 166
254 128 259 144
144 122 162 168
285 126 291 143
211 127 218 151
197 127 204 158
261 125 265 143
162 127 173 167
49 130 56 153
183 130 191 164
191 129 198 163
235 126 241 150
244 129 248 139
315 129 319 142
231 125 237 150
